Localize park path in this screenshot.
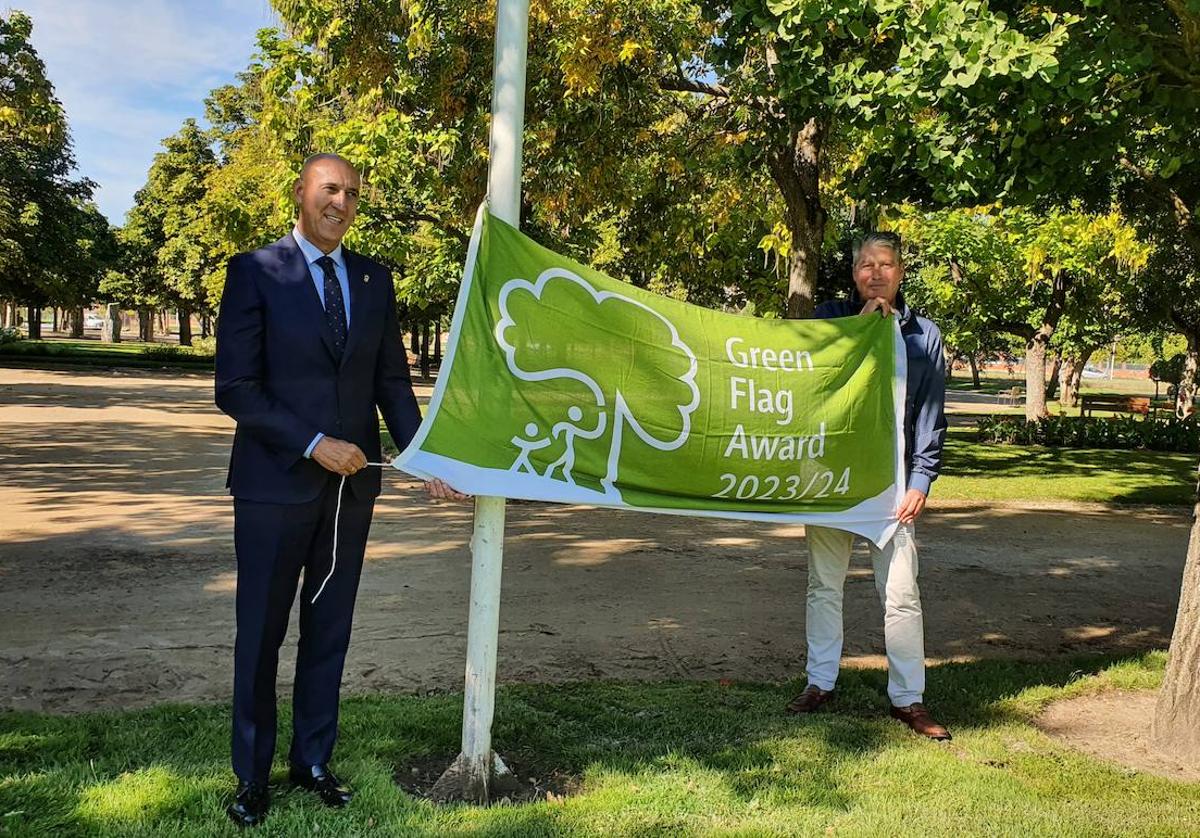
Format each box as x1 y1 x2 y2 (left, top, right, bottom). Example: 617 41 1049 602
0 366 1190 713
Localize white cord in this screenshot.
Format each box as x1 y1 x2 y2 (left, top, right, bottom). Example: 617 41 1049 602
311 474 347 604
309 461 396 604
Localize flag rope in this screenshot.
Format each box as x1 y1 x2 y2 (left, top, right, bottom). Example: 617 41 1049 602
310 461 394 604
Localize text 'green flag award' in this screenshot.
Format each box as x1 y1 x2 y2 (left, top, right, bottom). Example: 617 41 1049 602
396 207 908 546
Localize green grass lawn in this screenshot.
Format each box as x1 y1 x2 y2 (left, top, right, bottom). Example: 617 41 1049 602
1 655 1196 836
947 371 1159 398
938 427 1195 505
4 338 148 355
0 338 213 369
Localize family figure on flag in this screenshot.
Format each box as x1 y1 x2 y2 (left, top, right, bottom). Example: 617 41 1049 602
213 152 946 828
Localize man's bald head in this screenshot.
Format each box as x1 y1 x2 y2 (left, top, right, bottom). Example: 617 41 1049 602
299 153 357 183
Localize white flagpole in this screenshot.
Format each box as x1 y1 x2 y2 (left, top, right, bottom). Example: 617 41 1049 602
430 0 529 805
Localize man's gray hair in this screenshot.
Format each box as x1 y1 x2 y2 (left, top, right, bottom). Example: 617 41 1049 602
852 231 903 267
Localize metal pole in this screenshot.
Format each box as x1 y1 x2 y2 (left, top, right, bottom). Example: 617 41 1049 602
431 0 529 805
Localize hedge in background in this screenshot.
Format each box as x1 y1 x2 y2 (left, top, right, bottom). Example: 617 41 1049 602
0 338 214 367
977 414 1200 453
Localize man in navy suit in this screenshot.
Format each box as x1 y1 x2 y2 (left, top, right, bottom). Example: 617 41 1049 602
215 153 462 827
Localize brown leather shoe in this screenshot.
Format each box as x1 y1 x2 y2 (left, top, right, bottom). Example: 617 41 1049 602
890 703 951 740
785 685 835 714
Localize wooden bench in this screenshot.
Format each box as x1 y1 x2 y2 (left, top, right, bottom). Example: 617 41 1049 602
997 386 1023 406
1079 395 1150 417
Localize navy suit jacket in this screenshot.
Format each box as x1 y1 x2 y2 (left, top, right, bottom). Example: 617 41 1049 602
215 234 422 504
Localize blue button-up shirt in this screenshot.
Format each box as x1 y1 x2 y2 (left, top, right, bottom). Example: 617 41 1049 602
293 227 353 459
814 294 947 495
292 227 351 328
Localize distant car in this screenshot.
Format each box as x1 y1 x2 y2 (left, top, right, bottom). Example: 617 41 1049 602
1081 365 1106 379
83 313 104 329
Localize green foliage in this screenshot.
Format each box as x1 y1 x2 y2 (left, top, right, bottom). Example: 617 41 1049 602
219 0 784 318
977 414 1199 453
0 324 20 344
140 343 215 362
0 11 110 308
718 0 1076 198
1150 353 1186 387
103 119 220 314
896 204 1148 355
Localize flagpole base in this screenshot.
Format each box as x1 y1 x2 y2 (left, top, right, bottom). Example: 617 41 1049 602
429 751 514 804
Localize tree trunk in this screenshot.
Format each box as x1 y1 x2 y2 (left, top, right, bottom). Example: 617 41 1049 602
410 322 420 356
178 308 192 346
1152 466 1200 763
969 354 981 389
1025 335 1051 421
27 306 41 340
434 321 442 365
420 321 431 379
138 308 154 342
767 118 827 320
51 308 59 332
103 304 121 343
1178 331 1198 418
1046 351 1063 402
200 315 210 339
1059 348 1096 411
69 306 84 339
1015 274 1069 421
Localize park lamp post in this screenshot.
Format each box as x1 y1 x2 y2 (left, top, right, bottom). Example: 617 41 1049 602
429 0 530 805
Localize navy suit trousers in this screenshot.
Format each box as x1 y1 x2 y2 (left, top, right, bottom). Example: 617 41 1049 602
231 475 375 782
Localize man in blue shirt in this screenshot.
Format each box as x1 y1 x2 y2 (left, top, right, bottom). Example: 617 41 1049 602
785 231 951 741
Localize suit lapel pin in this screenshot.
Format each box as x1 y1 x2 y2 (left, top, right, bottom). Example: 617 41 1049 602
363 274 370 283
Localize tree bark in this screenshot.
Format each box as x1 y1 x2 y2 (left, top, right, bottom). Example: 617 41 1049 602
138 308 154 342
69 306 84 339
969 354 981 389
1059 347 1096 411
27 306 41 340
1011 273 1070 421
178 308 192 346
767 118 826 320
1046 351 1063 401
1178 331 1199 418
410 322 420 356
943 345 956 381
102 304 121 343
419 321 431 379
1024 336 1051 420
434 321 442 365
1152 467 1200 763
51 308 59 332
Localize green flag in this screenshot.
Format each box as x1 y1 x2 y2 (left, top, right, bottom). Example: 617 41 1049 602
396 207 907 546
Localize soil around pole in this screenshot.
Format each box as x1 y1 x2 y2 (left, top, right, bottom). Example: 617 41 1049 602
0 367 1193 788
396 752 578 805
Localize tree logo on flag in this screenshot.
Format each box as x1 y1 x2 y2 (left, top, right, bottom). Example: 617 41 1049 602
495 268 700 499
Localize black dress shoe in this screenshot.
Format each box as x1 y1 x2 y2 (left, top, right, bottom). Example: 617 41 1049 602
289 763 353 807
226 780 269 827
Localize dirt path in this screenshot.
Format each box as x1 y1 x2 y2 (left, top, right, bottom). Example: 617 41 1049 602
0 367 1190 713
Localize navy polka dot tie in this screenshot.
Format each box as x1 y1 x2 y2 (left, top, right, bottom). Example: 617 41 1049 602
317 256 347 355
